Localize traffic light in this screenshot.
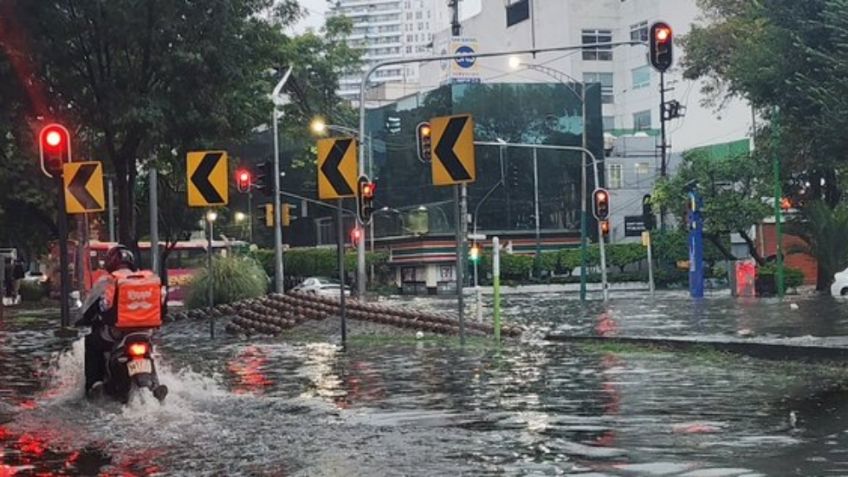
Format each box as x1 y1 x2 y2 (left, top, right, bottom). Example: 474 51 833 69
256 161 272 196
592 188 610 221
357 176 375 224
600 220 610 237
469 244 480 263
650 22 673 73
416 122 432 163
264 204 274 227
642 194 654 230
282 203 291 226
235 168 252 193
39 123 72 178
350 226 362 246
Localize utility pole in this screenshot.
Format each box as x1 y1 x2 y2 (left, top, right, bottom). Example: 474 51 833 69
449 0 460 36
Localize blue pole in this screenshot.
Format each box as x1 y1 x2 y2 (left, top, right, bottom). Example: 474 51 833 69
688 191 704 298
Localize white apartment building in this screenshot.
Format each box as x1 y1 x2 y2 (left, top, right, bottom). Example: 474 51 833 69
330 0 443 100
419 0 753 152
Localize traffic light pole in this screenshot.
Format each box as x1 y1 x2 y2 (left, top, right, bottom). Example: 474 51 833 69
454 184 467 344
337 199 347 348
659 71 668 230
55 176 71 330
271 67 293 294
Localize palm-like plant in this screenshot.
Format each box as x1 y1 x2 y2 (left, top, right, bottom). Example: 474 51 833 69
788 201 848 290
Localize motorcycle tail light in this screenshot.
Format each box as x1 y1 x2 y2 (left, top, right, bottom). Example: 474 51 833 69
128 342 149 358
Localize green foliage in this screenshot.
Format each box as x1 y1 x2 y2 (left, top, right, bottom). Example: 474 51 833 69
787 201 848 288
651 147 770 263
500 254 535 280
757 264 805 290
606 243 646 272
18 281 47 302
252 248 388 282
186 256 268 309
682 0 847 208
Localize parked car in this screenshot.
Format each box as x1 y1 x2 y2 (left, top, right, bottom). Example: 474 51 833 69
292 277 351 297
831 268 848 296
22 271 48 284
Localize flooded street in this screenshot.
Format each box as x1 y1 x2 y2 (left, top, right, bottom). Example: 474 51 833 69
3 294 848 476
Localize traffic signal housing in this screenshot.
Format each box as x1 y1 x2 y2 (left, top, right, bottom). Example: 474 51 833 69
416 122 432 163
642 194 654 230
235 168 252 193
357 176 375 224
593 188 610 221
256 161 272 196
39 123 72 178
650 22 673 72
600 220 610 237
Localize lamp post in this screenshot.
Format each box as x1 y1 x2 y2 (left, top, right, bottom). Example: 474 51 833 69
509 57 593 301
205 210 218 337
271 66 294 294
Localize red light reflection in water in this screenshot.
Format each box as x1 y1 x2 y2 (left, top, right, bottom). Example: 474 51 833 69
334 361 386 409
595 311 618 337
228 346 272 395
595 353 622 448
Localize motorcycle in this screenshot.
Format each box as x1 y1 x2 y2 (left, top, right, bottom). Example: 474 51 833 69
78 280 168 404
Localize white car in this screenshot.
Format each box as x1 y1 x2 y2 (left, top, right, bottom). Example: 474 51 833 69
22 271 48 284
832 268 848 296
292 277 351 297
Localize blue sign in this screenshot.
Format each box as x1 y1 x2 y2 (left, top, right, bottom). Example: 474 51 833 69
688 191 705 299
455 45 476 69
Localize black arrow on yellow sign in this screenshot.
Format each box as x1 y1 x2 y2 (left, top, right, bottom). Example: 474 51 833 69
320 139 355 196
68 164 100 210
434 116 473 182
191 152 224 204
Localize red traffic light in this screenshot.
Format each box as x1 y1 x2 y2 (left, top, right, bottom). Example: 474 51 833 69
655 26 671 42
39 123 72 178
600 220 610 235
235 168 252 193
350 226 363 245
650 22 673 73
362 182 375 198
593 188 610 221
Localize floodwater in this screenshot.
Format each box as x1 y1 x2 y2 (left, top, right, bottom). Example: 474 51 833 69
3 294 848 476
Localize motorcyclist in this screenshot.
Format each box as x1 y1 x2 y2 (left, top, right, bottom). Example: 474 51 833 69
77 245 137 397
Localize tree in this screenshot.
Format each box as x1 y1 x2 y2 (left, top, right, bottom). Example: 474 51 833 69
787 201 848 290
652 147 771 264
2 0 295 248
606 243 645 273
681 0 847 208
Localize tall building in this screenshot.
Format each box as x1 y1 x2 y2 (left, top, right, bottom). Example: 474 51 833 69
417 0 755 241
329 0 441 100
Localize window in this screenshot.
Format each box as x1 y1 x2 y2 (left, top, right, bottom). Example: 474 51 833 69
635 162 651 183
630 21 648 42
506 0 530 27
406 34 413 42
632 65 651 89
608 164 623 189
417 22 423 30
583 72 614 104
582 29 613 61
406 46 412 53
602 116 615 132
406 12 412 20
633 110 652 131
415 11 422 19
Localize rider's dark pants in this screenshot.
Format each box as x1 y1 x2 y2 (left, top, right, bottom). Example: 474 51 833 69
84 327 110 391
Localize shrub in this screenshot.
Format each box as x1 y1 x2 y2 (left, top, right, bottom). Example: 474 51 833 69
186 255 268 309
500 254 534 280
757 264 805 290
19 281 46 302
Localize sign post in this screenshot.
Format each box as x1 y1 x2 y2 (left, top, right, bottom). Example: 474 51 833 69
186 150 228 338
317 137 357 347
431 113 476 345
642 231 655 295
493 236 501 344
688 191 704 298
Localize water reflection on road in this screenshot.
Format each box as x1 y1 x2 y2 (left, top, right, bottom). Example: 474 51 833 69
1 294 848 475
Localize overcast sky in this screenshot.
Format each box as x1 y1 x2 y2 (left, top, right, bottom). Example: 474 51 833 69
293 0 329 33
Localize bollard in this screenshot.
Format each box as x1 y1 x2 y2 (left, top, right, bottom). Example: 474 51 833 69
493 236 502 344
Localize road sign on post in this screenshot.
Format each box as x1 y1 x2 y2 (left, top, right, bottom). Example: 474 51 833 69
187 151 228 207
317 138 358 200
63 162 105 214
431 114 475 186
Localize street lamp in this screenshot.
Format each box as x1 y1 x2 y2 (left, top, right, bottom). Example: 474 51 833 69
234 212 246 223
509 57 593 302
271 66 294 294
